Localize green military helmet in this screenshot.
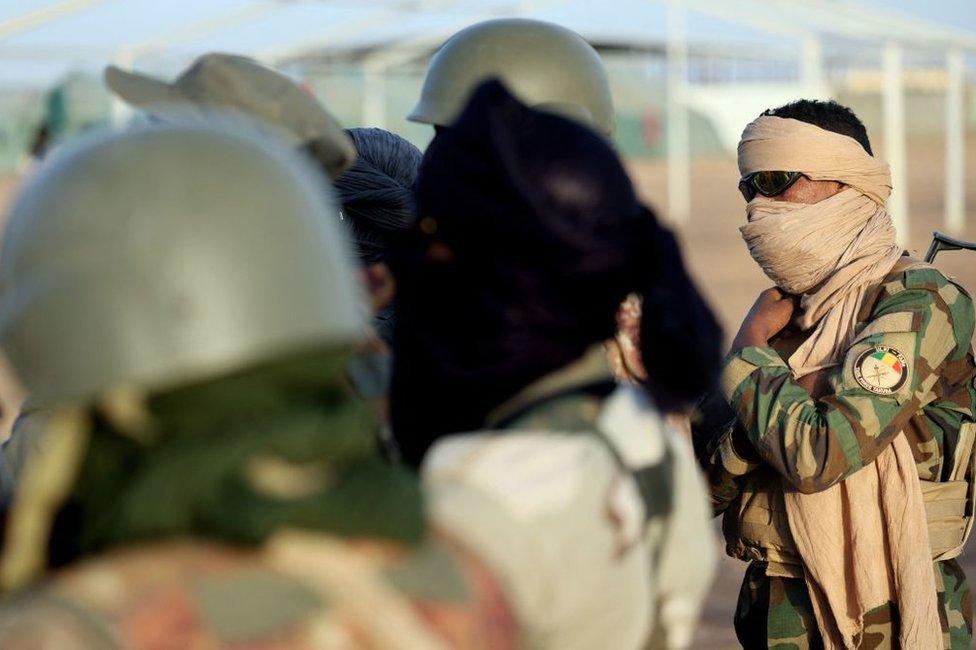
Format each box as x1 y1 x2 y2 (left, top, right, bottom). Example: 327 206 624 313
0 123 364 406
408 18 615 136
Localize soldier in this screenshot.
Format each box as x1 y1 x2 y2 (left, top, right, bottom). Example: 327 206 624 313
0 123 514 647
694 99 976 648
407 21 718 647
394 80 722 649
0 57 419 493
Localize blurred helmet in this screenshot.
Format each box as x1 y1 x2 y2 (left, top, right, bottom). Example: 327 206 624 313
104 53 357 178
0 123 364 406
407 18 615 136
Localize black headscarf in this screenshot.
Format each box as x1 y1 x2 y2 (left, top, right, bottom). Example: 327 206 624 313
331 128 421 344
390 80 722 466
333 127 422 266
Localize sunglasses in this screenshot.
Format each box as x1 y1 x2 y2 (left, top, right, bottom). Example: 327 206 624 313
738 171 803 201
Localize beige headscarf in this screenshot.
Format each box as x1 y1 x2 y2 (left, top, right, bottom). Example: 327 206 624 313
738 116 942 648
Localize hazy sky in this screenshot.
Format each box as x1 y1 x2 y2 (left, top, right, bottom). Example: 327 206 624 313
0 0 972 87
864 0 975 31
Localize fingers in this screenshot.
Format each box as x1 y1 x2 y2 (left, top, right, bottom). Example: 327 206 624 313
760 286 787 301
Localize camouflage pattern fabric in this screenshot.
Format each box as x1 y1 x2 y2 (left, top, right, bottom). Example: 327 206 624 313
733 560 972 649
697 261 976 648
0 533 516 649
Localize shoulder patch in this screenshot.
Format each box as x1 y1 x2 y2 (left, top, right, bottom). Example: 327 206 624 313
853 345 910 395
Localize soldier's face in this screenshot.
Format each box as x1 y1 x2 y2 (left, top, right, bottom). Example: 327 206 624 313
756 175 845 205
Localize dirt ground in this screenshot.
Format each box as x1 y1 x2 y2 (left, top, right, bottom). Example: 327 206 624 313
0 137 972 646
628 138 976 647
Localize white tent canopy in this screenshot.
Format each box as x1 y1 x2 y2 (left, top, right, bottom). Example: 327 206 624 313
1 0 974 236
2 0 971 80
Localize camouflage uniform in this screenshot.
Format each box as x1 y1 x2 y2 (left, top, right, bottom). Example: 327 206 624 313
0 533 513 649
696 258 976 649
424 346 716 649
0 124 518 648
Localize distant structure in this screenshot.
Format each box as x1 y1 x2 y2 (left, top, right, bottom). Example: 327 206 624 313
0 0 973 234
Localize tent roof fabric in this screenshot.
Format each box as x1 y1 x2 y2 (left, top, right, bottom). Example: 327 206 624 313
0 0 972 87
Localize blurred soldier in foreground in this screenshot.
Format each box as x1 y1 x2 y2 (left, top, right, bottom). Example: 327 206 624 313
695 100 976 648
0 124 513 647
0 53 363 504
394 79 722 649
0 57 421 497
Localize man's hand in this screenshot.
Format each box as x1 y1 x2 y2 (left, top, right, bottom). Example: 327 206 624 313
731 288 797 352
606 294 646 384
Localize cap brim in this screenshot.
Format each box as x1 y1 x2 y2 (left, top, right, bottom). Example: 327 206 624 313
104 65 185 110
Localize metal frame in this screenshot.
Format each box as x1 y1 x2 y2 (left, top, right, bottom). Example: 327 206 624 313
925 231 976 262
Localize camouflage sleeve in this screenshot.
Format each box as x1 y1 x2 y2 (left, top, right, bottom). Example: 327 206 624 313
0 597 119 648
692 388 760 514
722 279 970 494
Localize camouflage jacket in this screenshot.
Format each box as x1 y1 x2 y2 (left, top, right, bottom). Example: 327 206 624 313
695 259 976 648
702 258 976 508
0 531 516 649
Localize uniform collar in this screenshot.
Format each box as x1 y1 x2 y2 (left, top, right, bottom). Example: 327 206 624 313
484 344 613 429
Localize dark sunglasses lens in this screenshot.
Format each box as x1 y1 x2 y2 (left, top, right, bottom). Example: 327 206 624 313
738 181 755 201
753 171 794 196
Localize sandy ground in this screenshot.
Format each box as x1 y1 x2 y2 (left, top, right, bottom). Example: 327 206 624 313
628 139 976 647
0 137 972 645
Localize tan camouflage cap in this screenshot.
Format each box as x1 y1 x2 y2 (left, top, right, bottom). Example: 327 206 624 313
104 53 356 177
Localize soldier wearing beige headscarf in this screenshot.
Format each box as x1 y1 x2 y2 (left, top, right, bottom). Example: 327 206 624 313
694 99 976 649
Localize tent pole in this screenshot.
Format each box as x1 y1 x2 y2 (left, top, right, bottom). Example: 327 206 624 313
882 40 909 245
945 47 965 234
666 0 690 225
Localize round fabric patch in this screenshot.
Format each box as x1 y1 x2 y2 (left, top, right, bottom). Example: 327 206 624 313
853 345 909 395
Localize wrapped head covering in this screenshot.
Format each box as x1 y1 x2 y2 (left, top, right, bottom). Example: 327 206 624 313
737 116 902 375
736 114 941 648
